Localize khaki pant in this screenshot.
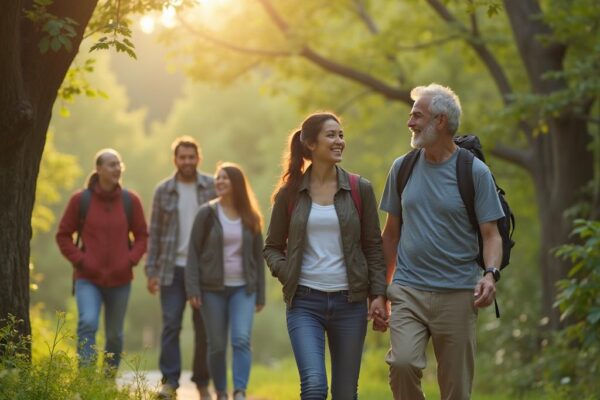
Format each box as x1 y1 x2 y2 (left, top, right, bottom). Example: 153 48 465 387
385 284 477 400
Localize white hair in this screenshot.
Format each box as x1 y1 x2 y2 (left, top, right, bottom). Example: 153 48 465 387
410 83 462 134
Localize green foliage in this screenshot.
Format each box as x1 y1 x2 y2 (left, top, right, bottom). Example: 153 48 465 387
555 219 600 333
90 24 137 60
533 219 600 397
0 312 158 400
58 59 108 105
503 0 600 127
32 133 82 236
24 0 79 54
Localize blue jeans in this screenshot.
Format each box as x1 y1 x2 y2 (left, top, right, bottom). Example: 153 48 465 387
287 286 368 400
201 286 256 393
160 266 210 388
75 279 131 370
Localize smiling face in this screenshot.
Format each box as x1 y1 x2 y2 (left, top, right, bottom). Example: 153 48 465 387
214 168 233 198
96 152 123 189
174 145 199 182
307 118 345 164
408 96 440 149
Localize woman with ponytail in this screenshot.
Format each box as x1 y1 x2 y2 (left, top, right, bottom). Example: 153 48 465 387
185 162 265 400
264 113 387 399
56 149 148 374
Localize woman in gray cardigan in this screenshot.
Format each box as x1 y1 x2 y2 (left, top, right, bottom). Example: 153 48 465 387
186 162 265 400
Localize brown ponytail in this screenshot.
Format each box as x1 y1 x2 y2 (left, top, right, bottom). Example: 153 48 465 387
86 172 100 189
271 113 340 203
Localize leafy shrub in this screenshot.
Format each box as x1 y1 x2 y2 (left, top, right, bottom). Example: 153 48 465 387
0 312 157 400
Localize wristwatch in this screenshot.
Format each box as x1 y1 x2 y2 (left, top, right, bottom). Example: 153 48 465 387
484 267 501 282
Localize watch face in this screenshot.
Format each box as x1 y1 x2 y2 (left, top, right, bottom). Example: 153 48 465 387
486 268 500 282
492 268 500 282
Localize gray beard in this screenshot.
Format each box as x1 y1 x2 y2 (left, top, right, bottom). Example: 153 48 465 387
410 122 438 149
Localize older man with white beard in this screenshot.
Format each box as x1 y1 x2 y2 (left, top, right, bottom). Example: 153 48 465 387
378 84 504 400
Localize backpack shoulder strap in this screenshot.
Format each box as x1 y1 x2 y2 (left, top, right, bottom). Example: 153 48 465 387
121 189 134 248
76 189 92 248
456 148 478 232
121 189 133 229
396 149 421 203
348 173 363 220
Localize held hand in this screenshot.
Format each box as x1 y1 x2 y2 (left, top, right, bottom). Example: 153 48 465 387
371 298 390 332
255 304 265 313
147 277 160 295
372 315 389 332
189 296 202 309
368 296 389 332
368 296 387 320
474 274 496 308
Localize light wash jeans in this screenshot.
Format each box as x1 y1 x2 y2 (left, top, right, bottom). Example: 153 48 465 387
201 285 256 393
286 285 368 400
74 279 131 371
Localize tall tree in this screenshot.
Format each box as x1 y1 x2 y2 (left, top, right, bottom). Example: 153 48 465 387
0 0 97 343
169 0 599 329
0 0 166 347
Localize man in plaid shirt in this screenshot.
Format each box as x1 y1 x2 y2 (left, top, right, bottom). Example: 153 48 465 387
146 136 216 399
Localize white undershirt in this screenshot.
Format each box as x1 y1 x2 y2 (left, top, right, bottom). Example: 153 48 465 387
175 181 199 266
217 204 246 287
298 203 349 291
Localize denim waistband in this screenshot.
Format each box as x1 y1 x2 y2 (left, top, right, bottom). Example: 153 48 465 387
296 285 349 296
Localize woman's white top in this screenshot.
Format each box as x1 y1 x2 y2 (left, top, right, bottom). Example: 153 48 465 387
217 204 246 287
298 203 349 291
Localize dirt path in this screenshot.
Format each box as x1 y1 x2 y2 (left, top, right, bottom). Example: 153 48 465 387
118 370 267 400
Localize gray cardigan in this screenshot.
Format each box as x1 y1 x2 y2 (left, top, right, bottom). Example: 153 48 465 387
185 200 265 305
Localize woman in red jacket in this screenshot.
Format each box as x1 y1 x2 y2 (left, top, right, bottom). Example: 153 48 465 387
56 148 148 374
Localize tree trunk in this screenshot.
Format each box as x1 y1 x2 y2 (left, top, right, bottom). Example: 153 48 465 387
502 0 597 330
531 115 594 329
0 0 97 354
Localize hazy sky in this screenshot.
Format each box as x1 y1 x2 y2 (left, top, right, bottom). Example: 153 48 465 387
110 27 185 127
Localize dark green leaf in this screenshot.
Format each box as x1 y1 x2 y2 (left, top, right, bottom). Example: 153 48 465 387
38 37 50 54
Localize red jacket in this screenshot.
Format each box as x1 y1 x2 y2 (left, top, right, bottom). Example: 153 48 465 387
56 184 148 287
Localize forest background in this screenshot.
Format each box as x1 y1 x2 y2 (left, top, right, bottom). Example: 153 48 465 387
7 0 599 399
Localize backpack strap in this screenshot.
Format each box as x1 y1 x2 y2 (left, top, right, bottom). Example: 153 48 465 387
456 148 478 232
348 173 363 221
76 188 134 249
121 189 133 228
121 189 133 248
396 149 421 207
75 189 92 249
456 148 501 318
456 148 484 267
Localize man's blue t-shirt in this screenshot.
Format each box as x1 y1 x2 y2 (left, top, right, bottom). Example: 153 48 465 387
380 148 504 291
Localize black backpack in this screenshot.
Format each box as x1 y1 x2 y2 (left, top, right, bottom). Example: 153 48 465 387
75 188 133 249
396 135 515 316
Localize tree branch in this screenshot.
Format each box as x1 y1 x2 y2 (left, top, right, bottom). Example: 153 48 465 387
351 0 379 34
502 0 566 95
396 35 461 51
178 17 291 57
490 143 533 170
255 0 411 102
426 0 514 105
299 47 411 102
256 0 290 33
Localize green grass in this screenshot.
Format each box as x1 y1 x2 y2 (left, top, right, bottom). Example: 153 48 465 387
247 347 547 400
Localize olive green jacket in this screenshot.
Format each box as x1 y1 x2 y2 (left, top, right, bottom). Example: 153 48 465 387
263 166 386 305
186 200 265 305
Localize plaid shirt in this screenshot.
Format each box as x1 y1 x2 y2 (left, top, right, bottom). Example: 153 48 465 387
145 171 216 285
